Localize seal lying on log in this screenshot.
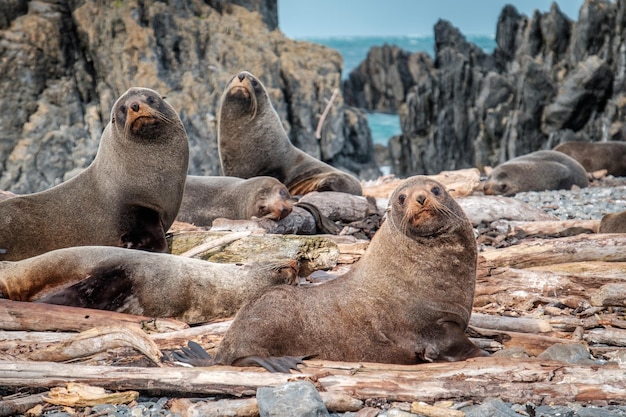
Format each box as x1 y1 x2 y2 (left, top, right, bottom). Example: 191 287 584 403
172 175 486 372
0 246 296 324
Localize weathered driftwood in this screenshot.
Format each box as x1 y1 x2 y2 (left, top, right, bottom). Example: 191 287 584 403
1 357 625 405
457 196 558 226
298 191 382 222
362 168 482 199
168 231 339 276
0 299 188 332
479 234 626 269
489 219 600 237
475 262 626 310
43 383 139 407
0 392 48 417
469 313 552 333
591 283 626 307
410 402 466 417
171 391 363 416
211 206 317 235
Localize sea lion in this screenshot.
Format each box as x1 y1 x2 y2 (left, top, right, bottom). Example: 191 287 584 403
0 246 296 324
177 175 485 371
217 71 363 196
0 87 189 261
553 141 626 176
483 150 589 196
176 176 293 227
599 210 626 233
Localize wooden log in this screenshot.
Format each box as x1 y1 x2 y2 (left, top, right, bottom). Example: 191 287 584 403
489 219 600 237
411 402 465 417
168 231 339 276
469 313 553 333
0 392 48 417
469 327 577 356
0 299 188 332
1 357 625 405
479 234 626 269
362 169 482 199
591 283 626 307
457 195 558 226
211 206 317 235
585 328 626 347
298 191 381 222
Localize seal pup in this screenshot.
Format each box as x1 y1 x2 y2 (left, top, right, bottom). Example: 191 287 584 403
483 150 589 196
599 210 626 233
176 176 293 227
176 176 485 371
0 246 297 324
217 71 363 196
553 141 626 176
0 88 189 261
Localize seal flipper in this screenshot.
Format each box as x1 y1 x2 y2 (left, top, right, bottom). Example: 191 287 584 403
422 321 489 362
168 340 215 366
233 355 314 373
119 206 168 252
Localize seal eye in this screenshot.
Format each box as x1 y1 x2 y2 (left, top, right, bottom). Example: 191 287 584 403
119 105 127 114
279 189 289 199
398 194 406 205
431 186 441 196
500 184 508 192
147 96 155 104
251 79 258 88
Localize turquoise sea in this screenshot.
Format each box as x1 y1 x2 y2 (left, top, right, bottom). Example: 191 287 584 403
303 35 497 145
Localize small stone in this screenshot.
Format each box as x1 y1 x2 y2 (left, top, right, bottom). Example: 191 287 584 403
537 343 597 365
257 380 330 417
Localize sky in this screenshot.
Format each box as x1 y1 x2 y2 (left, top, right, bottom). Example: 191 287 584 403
278 0 587 38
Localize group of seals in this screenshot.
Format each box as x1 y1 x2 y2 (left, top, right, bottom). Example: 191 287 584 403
177 176 293 227
553 141 626 176
0 88 189 261
217 71 363 196
175 176 485 372
483 150 589 196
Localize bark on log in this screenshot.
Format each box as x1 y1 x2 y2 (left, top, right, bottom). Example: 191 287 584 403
490 219 600 237
479 234 626 269
1 358 625 405
0 299 188 332
457 196 558 226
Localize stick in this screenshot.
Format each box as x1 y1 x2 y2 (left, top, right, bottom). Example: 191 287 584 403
315 88 339 139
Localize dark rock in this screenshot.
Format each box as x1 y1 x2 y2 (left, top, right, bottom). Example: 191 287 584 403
461 398 518 417
0 0 379 194
256 380 330 417
537 343 597 365
346 1 626 178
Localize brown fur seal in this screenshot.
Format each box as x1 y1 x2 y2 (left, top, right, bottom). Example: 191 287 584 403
0 246 296 324
181 175 485 371
553 141 626 176
483 150 589 196
599 210 626 233
0 88 189 261
217 71 363 196
176 176 293 227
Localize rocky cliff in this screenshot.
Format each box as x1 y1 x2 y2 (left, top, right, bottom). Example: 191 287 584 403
344 0 625 178
0 0 379 194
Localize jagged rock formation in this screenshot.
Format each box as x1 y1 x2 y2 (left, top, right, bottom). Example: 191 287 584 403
0 0 379 194
344 0 626 178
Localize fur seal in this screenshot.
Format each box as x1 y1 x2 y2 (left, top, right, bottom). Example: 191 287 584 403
217 71 363 196
553 141 626 176
599 210 626 233
176 176 293 227
483 150 589 196
0 88 189 261
0 246 296 324
184 175 485 371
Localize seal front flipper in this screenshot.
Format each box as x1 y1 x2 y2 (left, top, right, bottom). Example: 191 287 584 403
233 355 315 373
420 321 489 362
167 341 215 366
119 206 168 252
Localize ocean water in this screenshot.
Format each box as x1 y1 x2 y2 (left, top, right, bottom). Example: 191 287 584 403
303 35 497 145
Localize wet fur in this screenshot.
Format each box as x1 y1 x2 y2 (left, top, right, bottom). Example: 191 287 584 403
217 71 362 196
483 150 589 196
213 176 484 369
0 88 189 261
599 210 626 233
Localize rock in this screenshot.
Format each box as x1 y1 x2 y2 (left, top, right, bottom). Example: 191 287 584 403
461 398 519 417
0 0 379 194
346 1 626 178
256 381 330 417
537 343 597 365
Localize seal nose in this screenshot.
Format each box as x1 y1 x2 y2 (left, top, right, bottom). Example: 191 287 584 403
416 193 426 205
130 101 140 112
237 72 246 82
